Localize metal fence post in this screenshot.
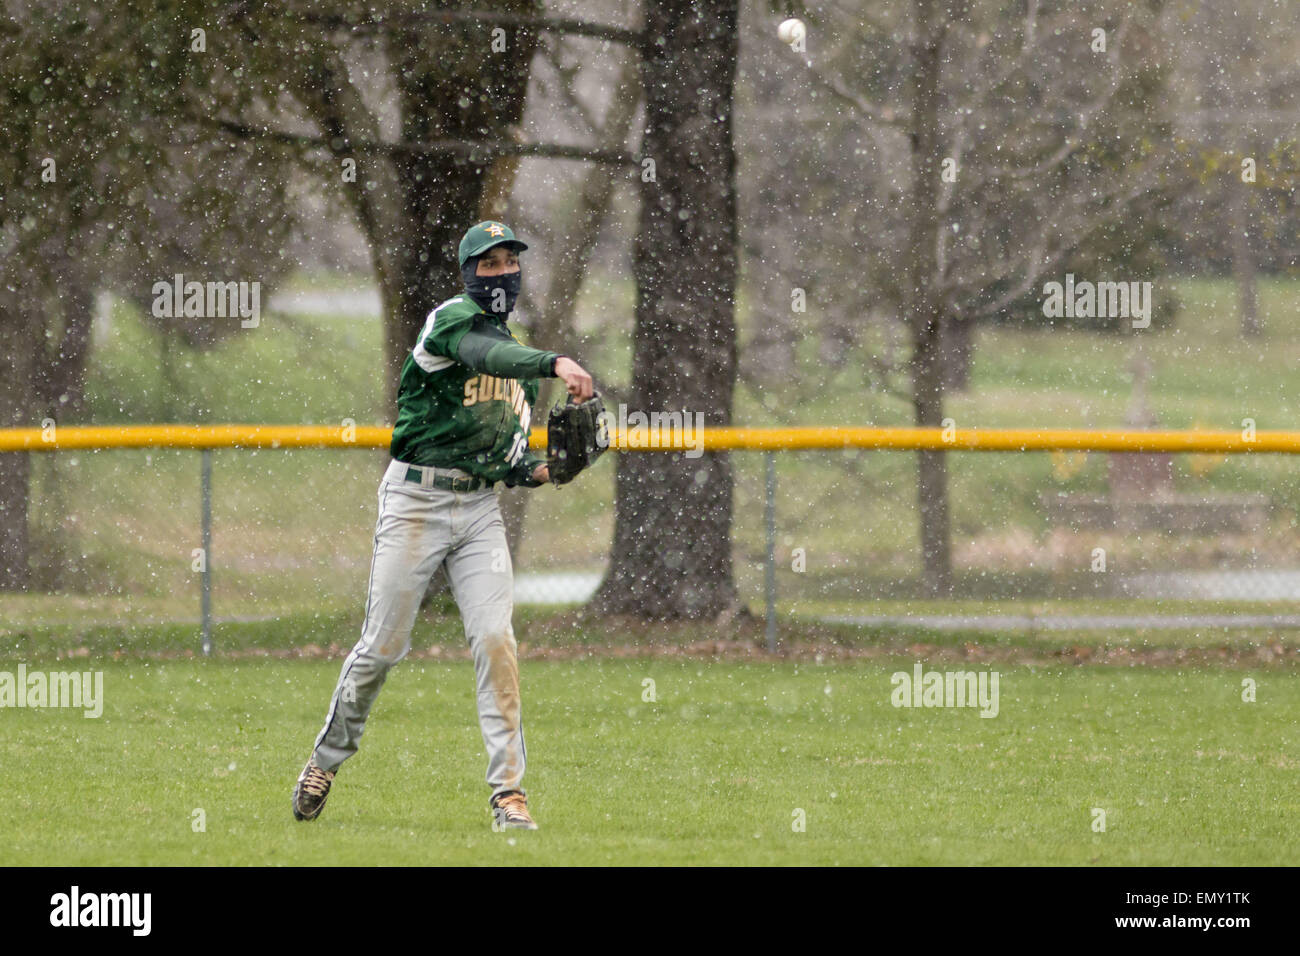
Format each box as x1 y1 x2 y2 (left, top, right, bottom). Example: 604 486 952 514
765 451 777 653
200 449 213 656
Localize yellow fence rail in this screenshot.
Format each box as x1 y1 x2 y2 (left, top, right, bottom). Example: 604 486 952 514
3 424 1300 453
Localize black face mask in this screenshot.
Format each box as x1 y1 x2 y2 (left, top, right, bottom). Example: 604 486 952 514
461 257 521 315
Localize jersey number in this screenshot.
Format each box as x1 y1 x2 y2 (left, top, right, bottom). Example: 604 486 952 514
506 430 528 466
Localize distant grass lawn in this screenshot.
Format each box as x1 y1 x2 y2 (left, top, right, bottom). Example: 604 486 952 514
3 649 1296 866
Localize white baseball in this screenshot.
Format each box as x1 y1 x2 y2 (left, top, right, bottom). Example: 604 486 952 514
778 18 806 45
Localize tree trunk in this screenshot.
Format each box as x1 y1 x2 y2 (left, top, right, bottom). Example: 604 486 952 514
943 315 973 392
0 245 98 590
34 260 97 589
0 451 31 591
592 0 741 621
906 0 955 597
39 258 96 421
0 291 37 590
913 351 953 597
1230 185 1259 338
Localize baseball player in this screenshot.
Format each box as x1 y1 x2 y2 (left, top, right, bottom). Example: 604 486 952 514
292 220 594 831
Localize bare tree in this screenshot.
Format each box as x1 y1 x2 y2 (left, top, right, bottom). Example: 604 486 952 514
0 1 237 588
1173 0 1300 337
788 0 1173 594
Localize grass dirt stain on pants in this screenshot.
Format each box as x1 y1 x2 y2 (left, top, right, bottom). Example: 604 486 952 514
311 459 525 797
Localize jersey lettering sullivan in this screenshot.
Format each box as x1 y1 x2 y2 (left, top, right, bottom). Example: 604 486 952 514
389 296 559 485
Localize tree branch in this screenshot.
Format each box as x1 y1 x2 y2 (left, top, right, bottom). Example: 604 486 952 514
538 33 601 136
202 116 638 166
804 63 910 129
280 9 645 50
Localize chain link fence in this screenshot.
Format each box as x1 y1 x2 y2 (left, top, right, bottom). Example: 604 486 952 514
5 430 1300 646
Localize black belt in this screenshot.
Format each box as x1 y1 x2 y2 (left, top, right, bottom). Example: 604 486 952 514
402 465 492 492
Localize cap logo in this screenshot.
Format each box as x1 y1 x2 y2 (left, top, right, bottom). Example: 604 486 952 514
483 223 506 238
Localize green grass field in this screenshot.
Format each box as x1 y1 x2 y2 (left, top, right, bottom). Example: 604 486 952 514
1 617 1297 866
2 655 1295 866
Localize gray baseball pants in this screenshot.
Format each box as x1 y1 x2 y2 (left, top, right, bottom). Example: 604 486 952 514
310 458 526 798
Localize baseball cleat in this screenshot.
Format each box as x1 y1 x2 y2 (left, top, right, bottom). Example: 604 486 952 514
292 759 336 821
491 791 539 831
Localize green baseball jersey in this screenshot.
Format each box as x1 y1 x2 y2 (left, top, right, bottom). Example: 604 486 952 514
390 295 560 486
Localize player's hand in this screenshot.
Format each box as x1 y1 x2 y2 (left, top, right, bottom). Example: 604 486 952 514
531 463 550 483
554 357 594 402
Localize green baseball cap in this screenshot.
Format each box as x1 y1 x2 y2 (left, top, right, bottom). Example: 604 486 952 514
458 221 528 267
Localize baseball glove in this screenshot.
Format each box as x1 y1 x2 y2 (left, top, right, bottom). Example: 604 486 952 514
546 391 608 485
